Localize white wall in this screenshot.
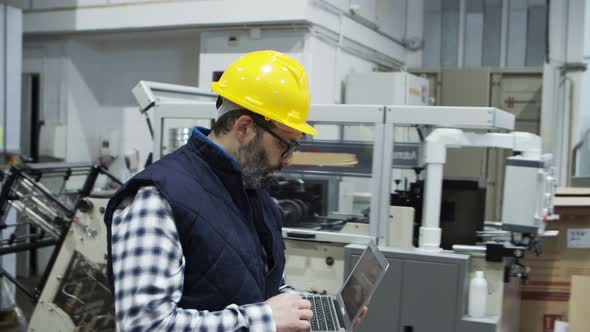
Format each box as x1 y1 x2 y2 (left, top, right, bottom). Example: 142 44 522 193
1 5 22 154
0 3 22 310
198 29 377 105
21 0 194 10
198 29 306 90
541 0 590 184
306 36 376 104
23 30 200 180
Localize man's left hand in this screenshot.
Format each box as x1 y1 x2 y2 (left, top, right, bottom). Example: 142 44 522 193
352 306 368 330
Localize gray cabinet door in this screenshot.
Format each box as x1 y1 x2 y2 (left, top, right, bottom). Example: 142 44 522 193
353 257 403 332
400 260 459 332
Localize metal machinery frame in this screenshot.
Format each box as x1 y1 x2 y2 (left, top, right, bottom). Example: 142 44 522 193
377 106 515 245
28 197 116 332
132 81 516 245
131 80 217 157
0 162 122 302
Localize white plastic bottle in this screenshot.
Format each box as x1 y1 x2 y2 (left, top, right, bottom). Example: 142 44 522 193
468 271 488 318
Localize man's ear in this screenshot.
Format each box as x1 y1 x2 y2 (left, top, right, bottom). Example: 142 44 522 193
233 115 256 143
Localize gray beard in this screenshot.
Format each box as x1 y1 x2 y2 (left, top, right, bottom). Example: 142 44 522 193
233 135 280 190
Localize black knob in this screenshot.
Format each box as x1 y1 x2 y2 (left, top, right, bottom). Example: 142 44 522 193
326 257 334 266
78 199 94 213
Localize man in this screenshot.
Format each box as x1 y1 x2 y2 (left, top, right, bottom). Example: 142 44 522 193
104 50 319 331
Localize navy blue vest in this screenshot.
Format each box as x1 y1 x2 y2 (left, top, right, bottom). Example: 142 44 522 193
104 127 285 311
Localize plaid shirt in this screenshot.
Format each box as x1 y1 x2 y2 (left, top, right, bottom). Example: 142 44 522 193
111 186 301 332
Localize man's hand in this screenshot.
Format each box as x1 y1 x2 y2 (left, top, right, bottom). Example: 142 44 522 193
266 293 313 332
352 305 368 330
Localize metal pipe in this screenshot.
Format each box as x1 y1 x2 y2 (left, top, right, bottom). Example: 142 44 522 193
500 0 508 67
483 221 504 228
313 0 408 47
0 232 50 245
458 0 466 67
10 201 61 239
452 244 487 254
333 12 344 103
18 172 74 216
571 129 590 176
2 6 7 161
419 163 443 251
558 77 573 185
422 163 443 230
566 78 575 185
0 238 58 255
477 230 512 237
37 222 72 300
419 129 545 251
0 267 37 300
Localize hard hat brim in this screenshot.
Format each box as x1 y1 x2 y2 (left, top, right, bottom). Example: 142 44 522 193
211 82 318 136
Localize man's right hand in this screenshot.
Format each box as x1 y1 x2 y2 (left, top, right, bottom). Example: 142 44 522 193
266 293 313 332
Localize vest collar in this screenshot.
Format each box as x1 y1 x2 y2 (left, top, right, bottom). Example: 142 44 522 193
188 127 241 174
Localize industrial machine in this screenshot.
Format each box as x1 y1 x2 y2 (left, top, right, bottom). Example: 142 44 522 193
343 128 558 332
0 162 121 331
339 72 559 331
131 80 217 165
409 67 544 221
0 163 121 302
27 197 114 332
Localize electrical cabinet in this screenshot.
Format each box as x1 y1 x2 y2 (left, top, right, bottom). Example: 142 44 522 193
344 245 499 332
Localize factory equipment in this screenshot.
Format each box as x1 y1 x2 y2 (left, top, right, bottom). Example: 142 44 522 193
409 67 544 221
0 163 122 331
327 72 556 332
131 80 217 163
342 73 559 331
0 163 121 302
417 129 558 252
27 197 114 332
343 129 558 332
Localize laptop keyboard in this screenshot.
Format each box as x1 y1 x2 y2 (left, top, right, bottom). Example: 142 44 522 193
304 296 344 331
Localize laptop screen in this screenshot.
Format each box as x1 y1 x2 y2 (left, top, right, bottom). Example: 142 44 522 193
340 243 385 321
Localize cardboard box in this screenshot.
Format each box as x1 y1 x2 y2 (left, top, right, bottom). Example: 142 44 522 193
569 275 590 332
520 203 590 332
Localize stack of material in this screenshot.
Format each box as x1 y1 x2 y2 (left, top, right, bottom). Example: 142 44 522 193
520 188 590 332
289 152 358 167
568 275 590 332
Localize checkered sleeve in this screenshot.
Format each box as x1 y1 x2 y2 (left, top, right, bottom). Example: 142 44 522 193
279 274 309 297
110 186 276 332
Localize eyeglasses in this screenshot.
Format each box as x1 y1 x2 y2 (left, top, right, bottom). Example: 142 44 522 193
254 120 300 158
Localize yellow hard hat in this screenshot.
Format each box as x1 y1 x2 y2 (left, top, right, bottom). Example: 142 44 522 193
211 50 317 136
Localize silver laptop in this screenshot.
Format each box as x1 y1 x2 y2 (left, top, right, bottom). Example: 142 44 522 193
304 240 389 332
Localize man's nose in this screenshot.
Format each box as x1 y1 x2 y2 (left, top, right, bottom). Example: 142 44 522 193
281 153 294 167
281 159 290 168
